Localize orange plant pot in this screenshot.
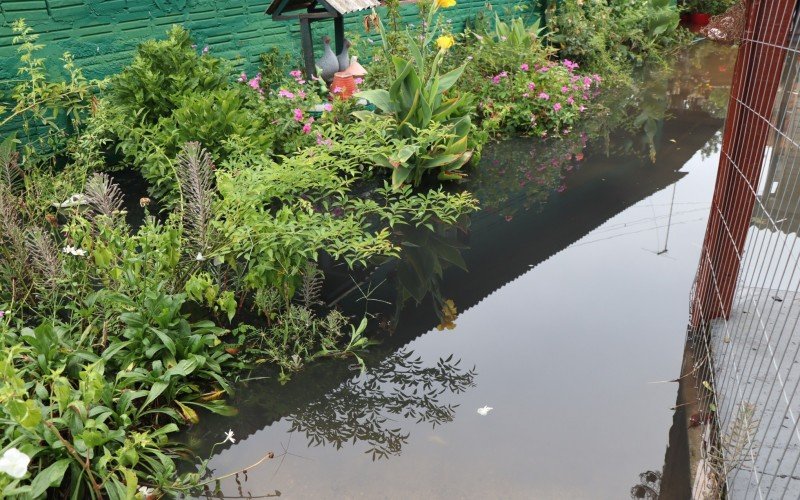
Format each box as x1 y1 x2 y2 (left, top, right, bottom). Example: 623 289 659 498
330 72 356 99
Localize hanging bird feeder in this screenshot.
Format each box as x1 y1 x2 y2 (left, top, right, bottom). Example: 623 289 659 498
266 0 379 78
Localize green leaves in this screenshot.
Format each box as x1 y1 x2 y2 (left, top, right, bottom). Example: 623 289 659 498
355 90 395 114
7 399 42 429
29 459 71 497
356 38 474 188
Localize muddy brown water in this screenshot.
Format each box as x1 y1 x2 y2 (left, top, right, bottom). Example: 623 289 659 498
183 42 737 499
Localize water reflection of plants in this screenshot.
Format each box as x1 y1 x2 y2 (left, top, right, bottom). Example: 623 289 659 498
286 349 477 460
471 134 585 218
392 223 469 330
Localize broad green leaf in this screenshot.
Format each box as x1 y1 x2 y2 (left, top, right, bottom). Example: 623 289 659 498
29 459 71 497
354 90 395 113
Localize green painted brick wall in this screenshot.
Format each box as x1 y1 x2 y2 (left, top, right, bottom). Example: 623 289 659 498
0 0 535 82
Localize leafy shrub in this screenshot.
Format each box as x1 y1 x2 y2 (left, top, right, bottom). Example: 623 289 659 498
545 0 684 74
110 25 229 125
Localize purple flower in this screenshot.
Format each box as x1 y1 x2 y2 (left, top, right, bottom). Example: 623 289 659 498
520 63 529 71
553 102 562 112
538 92 550 100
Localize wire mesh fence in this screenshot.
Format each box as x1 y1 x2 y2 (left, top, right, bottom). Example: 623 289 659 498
688 1 800 498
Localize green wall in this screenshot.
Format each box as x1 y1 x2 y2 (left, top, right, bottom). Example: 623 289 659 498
0 0 533 82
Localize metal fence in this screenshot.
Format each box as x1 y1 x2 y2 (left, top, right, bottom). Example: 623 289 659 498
688 1 800 498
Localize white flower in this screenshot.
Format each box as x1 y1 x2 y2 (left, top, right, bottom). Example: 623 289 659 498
137 486 155 499
0 447 30 479
477 406 493 416
195 252 205 262
62 246 87 257
223 429 235 444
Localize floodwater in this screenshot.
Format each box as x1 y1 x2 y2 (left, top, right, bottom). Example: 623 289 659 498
184 42 737 499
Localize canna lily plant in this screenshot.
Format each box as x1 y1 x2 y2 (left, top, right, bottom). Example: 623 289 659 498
356 4 474 188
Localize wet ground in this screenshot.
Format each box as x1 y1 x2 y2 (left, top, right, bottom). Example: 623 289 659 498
184 42 738 499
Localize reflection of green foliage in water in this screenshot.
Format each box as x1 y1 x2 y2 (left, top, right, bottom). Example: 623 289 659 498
470 134 585 218
393 223 469 328
286 349 477 460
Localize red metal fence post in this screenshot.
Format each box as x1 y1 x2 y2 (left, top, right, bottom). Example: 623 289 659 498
691 0 796 328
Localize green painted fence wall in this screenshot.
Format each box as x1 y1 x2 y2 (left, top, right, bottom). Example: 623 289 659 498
0 0 534 82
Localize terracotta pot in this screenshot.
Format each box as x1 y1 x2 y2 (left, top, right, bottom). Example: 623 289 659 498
331 72 356 99
690 13 711 26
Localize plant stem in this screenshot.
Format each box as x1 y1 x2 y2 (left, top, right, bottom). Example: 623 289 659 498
43 421 105 500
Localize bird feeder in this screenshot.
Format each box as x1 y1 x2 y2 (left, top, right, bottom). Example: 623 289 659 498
266 0 379 78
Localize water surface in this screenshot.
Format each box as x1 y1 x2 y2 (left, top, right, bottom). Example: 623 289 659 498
186 43 737 499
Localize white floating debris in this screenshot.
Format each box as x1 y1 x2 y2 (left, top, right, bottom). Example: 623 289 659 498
477 406 493 416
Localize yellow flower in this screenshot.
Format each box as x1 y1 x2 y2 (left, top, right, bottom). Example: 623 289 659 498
436 34 455 51
436 0 457 7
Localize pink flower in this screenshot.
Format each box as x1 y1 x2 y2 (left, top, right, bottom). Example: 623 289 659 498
522 93 529 98
491 75 501 85
583 76 593 88
539 66 549 73
579 105 586 112
302 122 312 134
527 82 536 91
290 70 302 78
332 86 343 94
248 73 262 90
538 92 549 100
561 85 569 93
553 102 562 112
322 103 333 112
354 77 363 85
499 71 508 78
278 89 295 99
316 133 332 146
563 59 579 71
567 96 575 105
593 74 602 83
293 108 304 122
520 63 529 71
238 72 247 82
297 90 306 98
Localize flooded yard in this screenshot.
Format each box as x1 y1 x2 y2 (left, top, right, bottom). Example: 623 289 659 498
184 43 737 499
